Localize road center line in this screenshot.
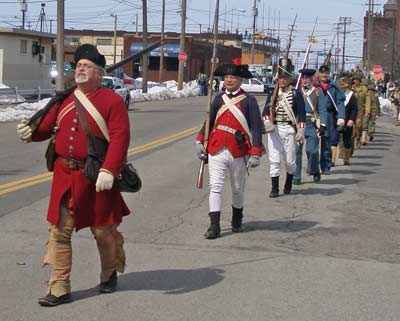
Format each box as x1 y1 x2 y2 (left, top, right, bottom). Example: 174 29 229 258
0 126 200 196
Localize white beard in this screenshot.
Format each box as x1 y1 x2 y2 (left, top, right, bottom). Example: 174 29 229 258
75 74 88 84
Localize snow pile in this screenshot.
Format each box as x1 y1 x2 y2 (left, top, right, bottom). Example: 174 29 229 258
0 98 51 122
130 80 199 102
379 97 393 115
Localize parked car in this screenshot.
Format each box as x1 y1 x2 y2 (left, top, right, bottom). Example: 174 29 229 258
101 76 131 108
219 77 267 93
51 61 73 85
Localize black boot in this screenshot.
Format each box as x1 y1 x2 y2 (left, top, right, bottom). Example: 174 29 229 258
38 293 73 307
99 270 117 293
231 207 243 233
269 176 279 198
204 211 221 239
284 173 293 194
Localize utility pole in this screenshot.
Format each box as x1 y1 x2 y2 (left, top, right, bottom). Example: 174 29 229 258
135 12 139 36
177 0 186 90
20 0 27 29
158 0 165 83
340 17 351 72
111 13 117 64
366 0 373 76
56 0 64 91
142 0 148 93
251 0 257 64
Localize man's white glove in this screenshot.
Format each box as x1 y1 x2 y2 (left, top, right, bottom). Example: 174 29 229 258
295 128 305 144
96 170 114 192
17 120 32 142
247 155 260 168
337 118 345 131
195 141 207 160
263 119 275 133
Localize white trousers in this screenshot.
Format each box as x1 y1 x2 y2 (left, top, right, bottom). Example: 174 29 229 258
208 148 246 212
267 124 296 177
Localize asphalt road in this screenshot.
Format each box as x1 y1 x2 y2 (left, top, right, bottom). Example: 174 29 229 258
1 96 400 321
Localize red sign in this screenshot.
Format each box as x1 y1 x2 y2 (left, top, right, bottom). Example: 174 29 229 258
372 65 382 74
178 52 188 62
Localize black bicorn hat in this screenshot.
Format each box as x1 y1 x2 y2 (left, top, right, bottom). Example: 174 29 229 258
278 58 294 77
74 44 106 68
214 58 253 79
318 64 330 73
299 68 317 77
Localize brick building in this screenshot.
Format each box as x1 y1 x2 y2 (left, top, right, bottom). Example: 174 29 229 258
363 0 400 79
123 33 241 82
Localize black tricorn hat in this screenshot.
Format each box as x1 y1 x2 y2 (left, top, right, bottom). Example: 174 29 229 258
214 58 253 79
318 64 330 73
74 44 106 68
299 68 316 77
278 58 293 77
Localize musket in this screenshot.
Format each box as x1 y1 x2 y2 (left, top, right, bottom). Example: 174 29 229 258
295 16 318 89
322 33 337 66
196 0 220 189
27 40 163 132
269 14 297 122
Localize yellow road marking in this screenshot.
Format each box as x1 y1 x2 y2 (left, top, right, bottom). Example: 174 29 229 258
0 126 200 196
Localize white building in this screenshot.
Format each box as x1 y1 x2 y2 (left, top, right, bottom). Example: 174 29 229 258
0 28 55 90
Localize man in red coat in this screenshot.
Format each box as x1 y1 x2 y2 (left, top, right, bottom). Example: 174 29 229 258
17 44 131 306
196 59 263 239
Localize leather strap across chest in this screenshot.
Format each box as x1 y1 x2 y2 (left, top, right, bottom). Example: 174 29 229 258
215 94 251 140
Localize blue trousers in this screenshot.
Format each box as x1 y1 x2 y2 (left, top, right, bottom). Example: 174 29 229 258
320 112 336 172
294 122 320 180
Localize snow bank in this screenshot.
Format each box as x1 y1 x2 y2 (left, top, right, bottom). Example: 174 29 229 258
130 80 199 102
1 79 200 122
0 98 51 122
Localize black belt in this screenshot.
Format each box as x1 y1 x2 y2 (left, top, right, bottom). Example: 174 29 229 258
274 121 293 125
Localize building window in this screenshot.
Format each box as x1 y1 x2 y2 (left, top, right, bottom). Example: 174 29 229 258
64 38 80 46
96 38 112 46
20 39 28 54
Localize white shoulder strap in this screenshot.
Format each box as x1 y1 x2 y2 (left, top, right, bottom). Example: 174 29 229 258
74 89 110 142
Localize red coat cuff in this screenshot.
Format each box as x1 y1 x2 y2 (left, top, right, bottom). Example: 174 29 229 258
196 134 204 143
249 146 262 156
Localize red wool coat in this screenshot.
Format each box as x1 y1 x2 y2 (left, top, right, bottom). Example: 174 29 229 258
32 87 131 230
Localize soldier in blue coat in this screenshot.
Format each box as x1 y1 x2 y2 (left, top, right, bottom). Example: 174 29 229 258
317 65 346 175
293 69 328 185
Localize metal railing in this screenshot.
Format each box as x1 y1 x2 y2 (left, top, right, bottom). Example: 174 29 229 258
0 86 56 104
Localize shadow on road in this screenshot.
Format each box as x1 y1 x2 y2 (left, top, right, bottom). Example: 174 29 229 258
293 187 343 196
243 220 318 233
71 267 225 301
351 155 383 159
318 178 363 185
331 169 375 176
350 162 382 167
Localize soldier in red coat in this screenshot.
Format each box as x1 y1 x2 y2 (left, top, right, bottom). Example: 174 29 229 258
195 60 263 239
17 44 131 306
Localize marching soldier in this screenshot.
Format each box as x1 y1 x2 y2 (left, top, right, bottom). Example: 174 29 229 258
17 44 130 306
195 60 263 239
317 65 346 174
332 75 358 165
262 58 306 197
293 69 328 185
352 75 368 149
389 86 400 126
362 83 381 143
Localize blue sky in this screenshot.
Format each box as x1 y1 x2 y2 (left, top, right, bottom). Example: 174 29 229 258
0 0 378 69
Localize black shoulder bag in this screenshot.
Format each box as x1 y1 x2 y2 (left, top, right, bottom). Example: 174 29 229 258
74 96 142 193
